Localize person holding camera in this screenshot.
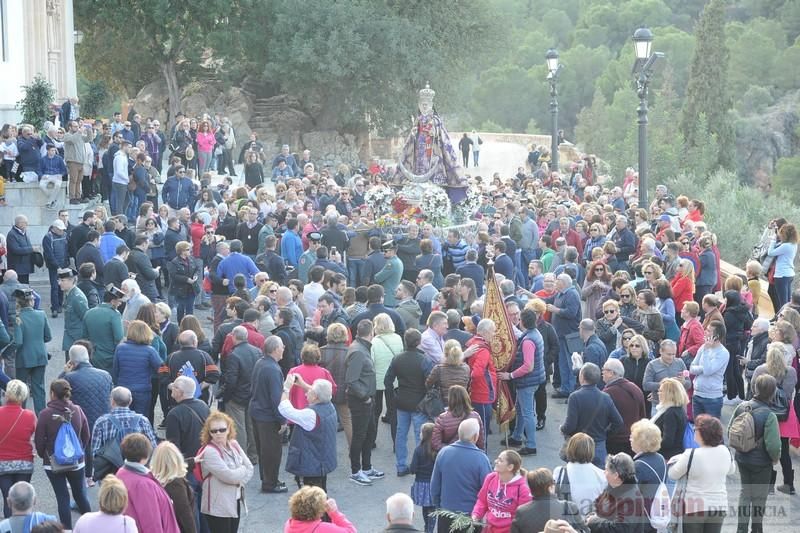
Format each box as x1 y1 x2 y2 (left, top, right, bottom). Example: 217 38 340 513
689 320 730 420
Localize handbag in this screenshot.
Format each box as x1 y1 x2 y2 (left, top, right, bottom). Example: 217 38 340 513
93 416 125 480
31 251 44 269
417 387 445 418
555 465 571 501
564 332 584 354
667 449 694 533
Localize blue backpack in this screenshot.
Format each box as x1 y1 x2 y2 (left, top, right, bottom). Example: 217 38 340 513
683 422 700 449
50 409 84 472
179 360 202 398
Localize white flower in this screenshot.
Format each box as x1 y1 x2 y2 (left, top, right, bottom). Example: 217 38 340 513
419 184 451 227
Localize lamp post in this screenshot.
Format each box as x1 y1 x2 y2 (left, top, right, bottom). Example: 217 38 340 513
545 48 562 175
632 28 664 207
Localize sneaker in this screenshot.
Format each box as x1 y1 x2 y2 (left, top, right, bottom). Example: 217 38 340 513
519 447 538 456
397 468 411 477
349 471 373 486
363 468 385 479
776 484 796 495
551 391 570 399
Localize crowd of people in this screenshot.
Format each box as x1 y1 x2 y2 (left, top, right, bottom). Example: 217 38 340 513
0 105 795 533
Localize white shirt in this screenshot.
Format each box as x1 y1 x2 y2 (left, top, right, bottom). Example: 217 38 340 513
668 445 735 512
553 462 607 515
304 282 325 317
113 150 129 185
278 399 317 431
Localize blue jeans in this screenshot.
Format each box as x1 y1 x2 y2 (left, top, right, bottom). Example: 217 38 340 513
48 267 64 312
45 467 91 529
692 395 723 420
129 388 152 417
188 471 211 533
558 338 576 395
395 409 427 470
473 402 492 451
593 439 607 468
473 150 480 166
774 276 794 311
347 257 365 288
175 294 195 323
511 385 537 449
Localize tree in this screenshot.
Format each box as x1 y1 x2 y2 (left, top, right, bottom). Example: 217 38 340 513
17 75 55 130
679 0 735 171
772 156 800 203
80 80 111 118
74 0 244 124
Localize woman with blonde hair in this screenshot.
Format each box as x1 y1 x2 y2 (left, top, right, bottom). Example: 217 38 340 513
72 474 138 532
670 259 695 323
622 334 650 396
150 442 196 533
112 320 162 416
617 284 637 319
0 380 37 517
426 339 471 405
284 485 355 532
651 378 689 460
371 313 403 425
197 411 253 532
630 419 667 522
745 260 762 309
768 319 797 366
751 345 799 494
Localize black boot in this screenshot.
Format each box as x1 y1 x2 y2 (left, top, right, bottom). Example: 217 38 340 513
769 470 777 494
777 469 796 495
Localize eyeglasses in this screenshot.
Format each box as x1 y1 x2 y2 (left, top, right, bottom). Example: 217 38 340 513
620 294 631 299
644 271 653 275
269 289 277 293
209 427 228 434
629 343 642 348
622 336 633 341
603 310 616 315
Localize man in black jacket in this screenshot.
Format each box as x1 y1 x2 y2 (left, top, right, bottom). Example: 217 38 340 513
384 329 429 477
161 330 220 406
126 236 160 301
114 215 136 249
236 207 262 259
222 326 261 463
76 231 104 285
164 217 183 262
256 235 287 285
345 319 383 486
166 375 210 468
104 244 131 290
210 298 249 362
320 213 349 258
69 211 96 259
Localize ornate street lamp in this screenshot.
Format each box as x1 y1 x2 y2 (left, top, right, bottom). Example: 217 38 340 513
632 28 664 207
545 48 562 175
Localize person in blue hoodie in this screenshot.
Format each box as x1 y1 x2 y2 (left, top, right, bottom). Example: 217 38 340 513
39 144 67 208
160 165 196 212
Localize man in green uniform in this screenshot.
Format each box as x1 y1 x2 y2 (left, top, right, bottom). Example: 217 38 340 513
81 285 125 373
13 288 52 413
58 268 89 362
297 232 321 284
374 240 404 308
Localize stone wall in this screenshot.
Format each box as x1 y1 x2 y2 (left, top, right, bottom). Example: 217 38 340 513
1 182 92 245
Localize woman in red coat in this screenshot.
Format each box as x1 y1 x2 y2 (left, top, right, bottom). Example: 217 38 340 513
678 302 705 360
465 322 498 444
670 259 696 324
0 380 37 518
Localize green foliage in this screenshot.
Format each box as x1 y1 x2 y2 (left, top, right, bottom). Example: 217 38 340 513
430 510 484 533
665 170 800 265
16 75 55 130
680 0 735 171
735 86 774 115
727 26 780 98
525 118 541 134
79 80 111 118
479 120 512 133
772 156 800 203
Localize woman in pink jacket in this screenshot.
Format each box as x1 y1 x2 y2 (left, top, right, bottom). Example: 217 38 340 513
196 121 216 173
472 450 532 533
284 486 356 533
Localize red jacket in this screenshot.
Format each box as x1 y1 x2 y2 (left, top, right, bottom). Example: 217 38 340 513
0 404 36 462
190 222 205 257
670 274 694 316
287 364 338 410
466 336 497 404
221 322 266 360
678 318 704 357
551 228 585 256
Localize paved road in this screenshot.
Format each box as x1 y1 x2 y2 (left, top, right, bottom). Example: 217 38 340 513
18 145 800 531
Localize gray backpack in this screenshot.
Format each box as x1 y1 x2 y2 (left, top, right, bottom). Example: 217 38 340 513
728 402 765 453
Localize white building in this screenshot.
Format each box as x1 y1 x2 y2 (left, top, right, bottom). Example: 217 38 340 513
0 0 77 124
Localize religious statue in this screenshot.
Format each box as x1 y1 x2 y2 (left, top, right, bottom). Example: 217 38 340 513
396 83 468 204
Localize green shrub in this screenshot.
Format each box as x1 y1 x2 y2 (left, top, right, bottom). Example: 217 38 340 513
17 75 55 130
